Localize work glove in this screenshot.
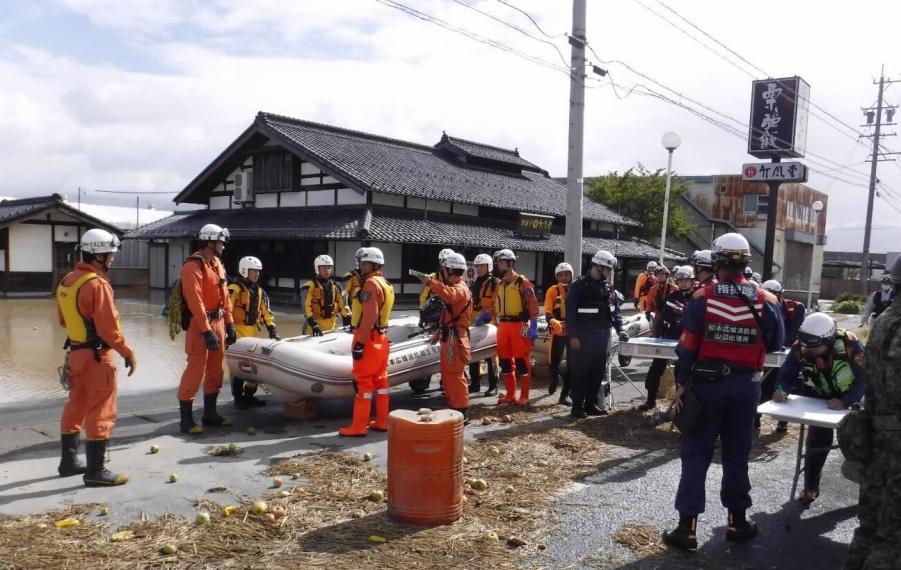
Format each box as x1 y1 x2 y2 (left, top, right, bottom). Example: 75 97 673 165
473 310 491 326
618 331 629 343
203 330 220 352
352 342 365 361
633 300 639 310
225 323 237 346
267 325 280 340
125 354 138 377
311 324 324 337
549 318 563 336
527 319 538 342
342 314 352 327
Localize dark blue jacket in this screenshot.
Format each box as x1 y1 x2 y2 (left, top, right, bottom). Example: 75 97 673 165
567 275 623 340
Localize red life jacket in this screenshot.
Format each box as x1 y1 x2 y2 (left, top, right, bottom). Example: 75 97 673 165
783 298 799 322
697 280 768 371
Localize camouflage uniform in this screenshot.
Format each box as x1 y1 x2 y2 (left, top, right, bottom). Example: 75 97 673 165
845 295 901 570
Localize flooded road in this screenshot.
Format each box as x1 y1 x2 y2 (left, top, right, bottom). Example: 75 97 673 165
0 289 305 406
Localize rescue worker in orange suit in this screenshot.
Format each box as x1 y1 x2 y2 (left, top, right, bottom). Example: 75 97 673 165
645 265 676 318
340 247 395 437
663 232 784 551
474 249 538 405
420 252 472 420
177 224 235 434
303 254 351 336
634 260 658 311
342 248 365 305
228 255 279 409
419 249 455 328
57 228 135 486
468 253 499 396
545 262 573 405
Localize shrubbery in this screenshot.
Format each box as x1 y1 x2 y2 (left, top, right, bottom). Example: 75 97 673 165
833 299 864 314
835 292 867 305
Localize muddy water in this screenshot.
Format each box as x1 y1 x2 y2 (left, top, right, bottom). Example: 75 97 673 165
0 290 304 406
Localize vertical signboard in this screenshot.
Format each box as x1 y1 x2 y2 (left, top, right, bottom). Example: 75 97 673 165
748 76 810 159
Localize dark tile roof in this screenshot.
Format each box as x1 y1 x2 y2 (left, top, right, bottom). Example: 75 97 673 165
176 112 639 227
437 134 543 172
0 194 121 234
126 205 680 260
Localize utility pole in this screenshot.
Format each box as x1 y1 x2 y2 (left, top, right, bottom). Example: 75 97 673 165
860 67 899 293
761 157 781 282
564 0 587 276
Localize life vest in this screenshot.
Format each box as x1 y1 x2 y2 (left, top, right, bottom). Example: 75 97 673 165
306 278 340 319
496 275 531 319
783 299 800 322
351 274 395 330
660 289 692 338
547 283 568 320
343 270 362 301
57 271 118 346
574 276 616 323
697 281 768 371
800 330 858 397
639 273 655 297
229 280 264 326
873 290 895 318
471 274 497 312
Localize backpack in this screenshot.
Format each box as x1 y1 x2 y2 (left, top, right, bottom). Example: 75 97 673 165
420 295 446 327
166 256 204 340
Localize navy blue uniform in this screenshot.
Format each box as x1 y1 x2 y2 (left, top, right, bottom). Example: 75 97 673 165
673 278 784 516
644 288 693 403
567 275 623 411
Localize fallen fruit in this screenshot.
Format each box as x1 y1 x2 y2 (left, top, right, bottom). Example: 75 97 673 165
486 531 499 542
417 408 432 415
462 456 468 464
222 506 237 517
227 443 238 452
264 513 277 525
195 512 211 525
489 446 500 456
363 452 373 462
501 415 513 423
481 417 493 426
368 535 386 544
55 518 80 528
149 444 160 454
36 523 48 529
272 478 283 488
98 506 109 516
271 505 287 518
280 490 291 497
471 479 489 491
507 536 527 547
110 530 134 542
290 473 300 480
504 486 515 494
247 427 256 436
169 474 178 483
537 543 548 551
352 511 365 519
161 544 178 555
369 490 385 502
252 501 268 515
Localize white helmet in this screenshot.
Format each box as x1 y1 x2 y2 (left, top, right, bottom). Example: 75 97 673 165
762 279 783 294
713 232 752 265
80 228 120 254
438 248 456 265
752 272 762 282
646 261 658 271
798 313 837 348
359 247 384 265
473 253 493 270
314 254 334 272
654 265 670 275
354 247 366 261
691 249 714 269
443 252 467 271
555 262 574 276
494 249 516 262
673 265 695 280
198 223 229 243
238 256 263 278
591 250 617 269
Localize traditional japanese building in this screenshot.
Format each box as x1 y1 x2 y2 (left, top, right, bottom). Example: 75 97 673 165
127 112 682 299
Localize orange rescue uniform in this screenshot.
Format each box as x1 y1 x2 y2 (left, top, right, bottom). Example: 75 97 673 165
58 263 135 440
634 271 656 312
426 276 472 410
489 272 539 404
177 253 233 401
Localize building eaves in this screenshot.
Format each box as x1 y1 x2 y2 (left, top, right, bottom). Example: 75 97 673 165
0 194 122 235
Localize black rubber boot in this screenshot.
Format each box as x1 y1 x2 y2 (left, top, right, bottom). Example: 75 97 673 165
484 363 498 396
726 510 758 542
663 514 698 551
570 405 587 419
243 383 266 407
558 375 571 405
201 393 233 427
468 363 481 394
232 377 250 410
775 421 788 433
637 400 655 412
452 407 470 425
179 399 203 434
585 403 608 416
58 432 86 477
548 367 559 395
83 439 128 487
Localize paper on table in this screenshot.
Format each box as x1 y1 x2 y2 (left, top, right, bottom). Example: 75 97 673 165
757 394 849 429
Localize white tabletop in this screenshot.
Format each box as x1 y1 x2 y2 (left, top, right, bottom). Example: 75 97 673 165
756 394 849 429
617 337 789 368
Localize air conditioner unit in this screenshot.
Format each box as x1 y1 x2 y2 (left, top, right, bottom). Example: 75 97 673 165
233 170 254 204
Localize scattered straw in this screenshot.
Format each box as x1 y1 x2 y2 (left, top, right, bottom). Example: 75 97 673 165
612 523 667 556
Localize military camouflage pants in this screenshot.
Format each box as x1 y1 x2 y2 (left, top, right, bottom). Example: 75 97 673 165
845 466 901 569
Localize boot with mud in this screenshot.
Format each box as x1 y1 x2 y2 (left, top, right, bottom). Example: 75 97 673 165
83 439 129 487
662 514 698 551
725 510 758 542
201 393 233 427
179 399 203 434
58 431 86 477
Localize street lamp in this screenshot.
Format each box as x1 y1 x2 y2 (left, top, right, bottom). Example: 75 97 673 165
807 199 824 308
659 131 682 265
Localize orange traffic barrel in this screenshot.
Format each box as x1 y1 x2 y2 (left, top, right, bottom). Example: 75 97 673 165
387 408 464 526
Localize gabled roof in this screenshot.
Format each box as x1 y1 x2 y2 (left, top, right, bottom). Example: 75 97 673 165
175 112 640 227
0 194 122 234
125 205 679 260
435 133 544 173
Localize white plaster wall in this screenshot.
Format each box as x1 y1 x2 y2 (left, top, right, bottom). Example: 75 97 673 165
53 225 79 242
255 193 278 208
337 188 367 205
209 195 231 210
281 192 305 207
9 224 52 272
370 241 402 280
307 190 334 207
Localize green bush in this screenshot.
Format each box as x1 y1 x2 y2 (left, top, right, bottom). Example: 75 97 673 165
833 300 863 314
835 292 867 305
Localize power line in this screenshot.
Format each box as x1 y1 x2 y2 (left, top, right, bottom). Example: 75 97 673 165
92 189 177 194
492 0 567 39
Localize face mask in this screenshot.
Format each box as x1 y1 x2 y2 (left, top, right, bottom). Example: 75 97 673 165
882 284 892 292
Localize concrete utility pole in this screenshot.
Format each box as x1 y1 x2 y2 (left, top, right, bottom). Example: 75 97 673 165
860 68 899 293
564 0 587 276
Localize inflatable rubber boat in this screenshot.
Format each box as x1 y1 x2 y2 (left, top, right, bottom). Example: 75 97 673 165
530 313 652 367
225 316 497 402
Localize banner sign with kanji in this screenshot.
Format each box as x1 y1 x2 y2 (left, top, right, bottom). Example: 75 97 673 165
748 76 810 159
